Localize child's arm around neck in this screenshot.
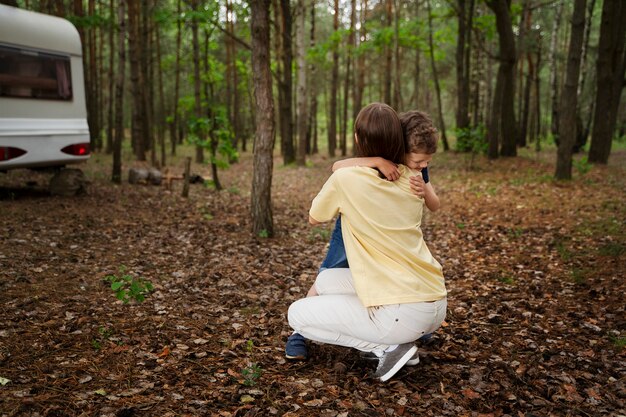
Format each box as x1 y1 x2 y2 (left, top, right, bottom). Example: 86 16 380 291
332 157 400 181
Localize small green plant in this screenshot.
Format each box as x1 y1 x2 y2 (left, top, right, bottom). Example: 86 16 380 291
598 242 625 257
555 239 572 261
227 186 240 195
92 326 113 350
573 156 592 176
199 207 213 221
456 222 466 230
507 227 524 238
609 334 626 349
258 229 269 238
241 363 262 386
498 275 515 285
246 340 255 353
105 266 154 304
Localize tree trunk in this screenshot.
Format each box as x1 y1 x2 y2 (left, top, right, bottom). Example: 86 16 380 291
516 0 531 147
384 0 392 105
556 0 586 180
549 0 564 142
127 0 145 160
352 0 366 155
105 0 115 154
278 0 295 165
588 0 626 164
308 2 318 155
487 0 517 157
328 0 339 157
204 30 222 191
112 0 126 184
170 0 182 156
155 20 166 167
250 0 276 237
341 1 354 157
426 0 449 151
190 0 204 163
455 0 473 130
295 0 308 165
392 0 402 110
573 0 596 153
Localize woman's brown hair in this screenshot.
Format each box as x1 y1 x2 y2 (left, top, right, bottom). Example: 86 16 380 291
354 103 405 164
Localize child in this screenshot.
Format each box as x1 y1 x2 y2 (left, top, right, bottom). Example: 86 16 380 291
286 110 442 361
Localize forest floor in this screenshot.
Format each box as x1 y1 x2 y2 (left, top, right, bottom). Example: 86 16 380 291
0 147 625 417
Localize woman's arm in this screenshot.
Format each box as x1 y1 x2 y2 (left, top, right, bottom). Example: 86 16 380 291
332 157 400 181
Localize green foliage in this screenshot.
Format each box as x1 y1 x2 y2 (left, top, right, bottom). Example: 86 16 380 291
573 156 592 176
455 125 487 154
498 275 515 285
609 334 626 350
456 222 466 230
241 363 262 386
105 266 153 304
598 242 625 257
258 229 269 239
92 326 114 350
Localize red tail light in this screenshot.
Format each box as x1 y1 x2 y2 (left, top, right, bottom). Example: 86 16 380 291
0 147 26 161
61 143 91 156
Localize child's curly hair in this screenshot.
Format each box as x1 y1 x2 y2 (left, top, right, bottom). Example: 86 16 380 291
399 110 439 154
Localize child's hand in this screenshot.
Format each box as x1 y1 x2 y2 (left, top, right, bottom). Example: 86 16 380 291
376 158 400 181
409 175 426 198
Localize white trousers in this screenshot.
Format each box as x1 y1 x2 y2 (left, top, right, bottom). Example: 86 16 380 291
288 268 447 354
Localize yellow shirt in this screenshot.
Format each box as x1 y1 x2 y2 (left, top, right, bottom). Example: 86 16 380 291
309 165 447 307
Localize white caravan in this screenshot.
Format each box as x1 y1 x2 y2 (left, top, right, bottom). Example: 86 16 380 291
0 5 90 171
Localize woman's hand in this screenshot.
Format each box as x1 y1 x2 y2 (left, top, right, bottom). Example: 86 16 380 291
409 175 426 198
376 158 400 181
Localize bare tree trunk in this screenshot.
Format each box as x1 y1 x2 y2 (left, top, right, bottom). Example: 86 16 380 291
204 30 222 191
426 0 449 151
393 0 402 110
556 0 586 180
341 1 354 157
278 0 295 164
589 0 626 164
170 0 182 156
352 0 366 156
328 0 339 157
307 1 318 155
141 0 153 166
127 0 145 160
549 0 564 141
190 0 204 163
112 0 126 184
574 0 596 153
384 0 392 105
250 0 276 237
105 0 115 154
487 0 517 157
155 19 166 167
455 0 473 130
296 0 308 165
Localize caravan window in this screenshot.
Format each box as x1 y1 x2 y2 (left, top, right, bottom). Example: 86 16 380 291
0 44 73 101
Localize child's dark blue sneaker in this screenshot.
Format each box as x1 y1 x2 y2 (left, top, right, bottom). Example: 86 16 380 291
419 333 433 342
285 333 308 360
